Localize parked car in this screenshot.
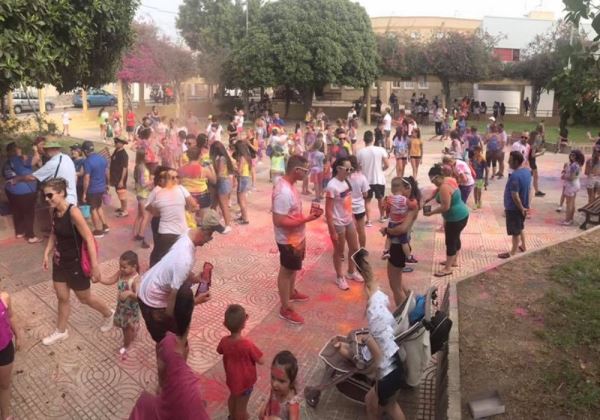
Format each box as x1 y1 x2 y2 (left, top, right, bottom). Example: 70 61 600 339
72 88 117 108
12 91 55 114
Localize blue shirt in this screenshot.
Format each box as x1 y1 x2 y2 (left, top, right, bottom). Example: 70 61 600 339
83 153 108 194
504 168 531 211
73 158 85 186
3 156 37 195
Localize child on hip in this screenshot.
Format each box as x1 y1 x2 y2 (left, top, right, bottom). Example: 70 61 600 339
381 177 419 262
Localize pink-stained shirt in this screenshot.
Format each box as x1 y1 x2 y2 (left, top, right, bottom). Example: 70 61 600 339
385 195 418 224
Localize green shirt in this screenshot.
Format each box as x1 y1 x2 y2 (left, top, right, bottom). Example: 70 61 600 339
436 188 469 222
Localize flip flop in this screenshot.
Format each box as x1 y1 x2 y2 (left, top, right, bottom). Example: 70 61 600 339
27 237 43 244
439 261 459 267
434 271 452 277
518 246 526 253
498 252 511 259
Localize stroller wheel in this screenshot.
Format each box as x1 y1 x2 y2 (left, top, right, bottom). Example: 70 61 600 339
304 386 321 408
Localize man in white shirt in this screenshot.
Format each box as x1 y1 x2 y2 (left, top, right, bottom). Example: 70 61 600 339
497 123 508 178
272 155 323 325
510 132 531 174
383 108 393 150
357 131 389 226
138 210 225 343
12 142 78 205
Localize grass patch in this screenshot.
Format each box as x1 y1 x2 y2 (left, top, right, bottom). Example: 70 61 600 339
541 255 600 415
472 121 600 144
0 133 86 155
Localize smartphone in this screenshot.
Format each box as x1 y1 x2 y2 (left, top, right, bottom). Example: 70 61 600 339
350 248 369 274
196 262 214 296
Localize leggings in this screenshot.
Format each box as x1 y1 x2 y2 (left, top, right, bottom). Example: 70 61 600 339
444 217 468 256
5 190 37 238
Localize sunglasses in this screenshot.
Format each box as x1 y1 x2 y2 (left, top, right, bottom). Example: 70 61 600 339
521 136 529 140
294 166 309 172
338 166 354 173
44 192 55 200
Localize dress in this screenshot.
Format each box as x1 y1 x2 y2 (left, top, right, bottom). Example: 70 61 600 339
263 392 301 420
114 275 141 328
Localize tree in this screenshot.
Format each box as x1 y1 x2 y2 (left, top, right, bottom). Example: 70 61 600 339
420 31 499 107
0 0 138 98
376 32 423 78
563 0 600 39
257 0 379 111
506 22 572 117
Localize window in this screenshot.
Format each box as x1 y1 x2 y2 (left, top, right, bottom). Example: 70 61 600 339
329 83 340 90
417 75 428 89
343 86 355 90
512 49 520 62
403 80 414 90
392 80 403 88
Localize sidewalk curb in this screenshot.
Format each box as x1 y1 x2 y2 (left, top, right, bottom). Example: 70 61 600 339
445 223 600 420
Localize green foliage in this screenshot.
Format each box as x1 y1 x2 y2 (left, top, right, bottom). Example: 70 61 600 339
224 29 276 90
0 0 139 96
564 0 600 39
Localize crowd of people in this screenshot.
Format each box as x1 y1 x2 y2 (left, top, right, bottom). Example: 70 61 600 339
2 100 600 420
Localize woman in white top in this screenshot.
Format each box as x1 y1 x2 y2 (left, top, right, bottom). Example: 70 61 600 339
146 168 198 267
348 156 370 248
325 157 363 291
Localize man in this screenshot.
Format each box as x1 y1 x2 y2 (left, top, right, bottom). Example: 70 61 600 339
523 97 530 116
375 96 382 114
110 137 129 217
272 112 285 127
510 132 531 174
498 152 531 259
81 141 109 238
272 155 323 324
12 141 77 205
138 210 225 343
357 131 389 226
382 108 393 150
32 136 49 167
496 123 508 178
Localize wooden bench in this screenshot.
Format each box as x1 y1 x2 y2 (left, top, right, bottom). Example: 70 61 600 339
578 196 600 230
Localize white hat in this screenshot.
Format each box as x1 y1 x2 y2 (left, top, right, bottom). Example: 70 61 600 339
489 116 496 122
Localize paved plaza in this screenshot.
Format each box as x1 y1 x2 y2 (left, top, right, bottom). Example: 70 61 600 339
0 127 589 419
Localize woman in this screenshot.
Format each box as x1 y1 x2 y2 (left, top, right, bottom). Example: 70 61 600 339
146 168 198 267
233 140 253 224
584 144 600 203
424 164 470 277
561 150 585 226
3 142 42 243
528 132 546 197
133 150 153 249
210 141 235 233
41 178 114 346
325 157 363 291
348 156 370 248
409 128 423 178
179 146 216 222
391 126 409 178
98 107 109 141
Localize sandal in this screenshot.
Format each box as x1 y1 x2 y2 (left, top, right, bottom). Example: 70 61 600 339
439 261 459 267
518 246 526 253
434 271 452 277
497 252 512 259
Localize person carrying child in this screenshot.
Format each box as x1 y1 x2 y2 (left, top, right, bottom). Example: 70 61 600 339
470 146 488 210
217 304 264 420
260 351 301 420
100 251 141 358
381 177 419 267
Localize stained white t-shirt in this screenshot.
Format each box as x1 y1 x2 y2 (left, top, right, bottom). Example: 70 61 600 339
146 185 191 235
357 146 388 185
454 160 475 187
349 172 370 214
138 232 195 308
272 177 305 246
383 113 392 131
325 177 353 226
33 153 77 205
367 290 400 379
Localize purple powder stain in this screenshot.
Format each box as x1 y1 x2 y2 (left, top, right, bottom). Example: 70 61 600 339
514 307 528 317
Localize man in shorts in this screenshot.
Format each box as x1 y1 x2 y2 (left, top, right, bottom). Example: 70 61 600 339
137 210 225 343
82 141 109 238
272 155 323 324
498 151 531 259
110 137 129 217
357 131 389 226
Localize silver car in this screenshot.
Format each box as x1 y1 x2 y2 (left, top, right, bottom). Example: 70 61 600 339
12 91 55 114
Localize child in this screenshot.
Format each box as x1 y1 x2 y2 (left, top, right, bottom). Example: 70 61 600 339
133 150 152 248
217 304 264 420
105 118 114 143
100 251 141 357
0 290 21 420
260 351 301 420
470 146 488 209
560 150 585 225
308 137 325 202
381 177 419 263
234 140 253 224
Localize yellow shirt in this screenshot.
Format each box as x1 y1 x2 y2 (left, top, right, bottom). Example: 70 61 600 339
410 138 423 157
240 159 250 177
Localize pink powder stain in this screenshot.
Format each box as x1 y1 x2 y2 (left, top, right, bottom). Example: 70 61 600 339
315 293 335 303
514 307 528 317
479 291 490 300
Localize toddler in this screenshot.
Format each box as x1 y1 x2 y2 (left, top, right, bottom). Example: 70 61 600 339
381 177 419 262
260 351 301 420
308 138 325 202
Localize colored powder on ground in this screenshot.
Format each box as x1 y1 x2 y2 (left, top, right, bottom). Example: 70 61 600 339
514 307 528 317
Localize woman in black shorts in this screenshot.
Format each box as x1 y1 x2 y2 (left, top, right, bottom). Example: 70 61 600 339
0 291 21 420
41 178 114 346
528 132 546 197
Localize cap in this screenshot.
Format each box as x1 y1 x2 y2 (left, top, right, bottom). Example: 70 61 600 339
42 141 62 149
200 209 226 234
81 140 95 153
70 143 81 150
488 116 496 122
114 137 128 144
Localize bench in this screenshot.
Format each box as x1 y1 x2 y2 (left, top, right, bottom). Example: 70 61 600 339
578 196 600 230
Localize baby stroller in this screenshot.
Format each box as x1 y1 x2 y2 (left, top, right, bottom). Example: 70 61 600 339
304 286 451 408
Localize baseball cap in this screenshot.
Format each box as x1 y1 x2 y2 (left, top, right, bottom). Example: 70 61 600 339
200 209 226 234
81 140 95 153
70 143 82 150
488 116 496 122
114 137 128 144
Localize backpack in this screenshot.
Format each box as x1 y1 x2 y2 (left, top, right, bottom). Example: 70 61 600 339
423 310 453 354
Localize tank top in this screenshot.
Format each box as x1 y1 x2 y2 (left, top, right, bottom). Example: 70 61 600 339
240 159 250 177
53 205 83 265
409 138 422 157
436 182 469 222
0 299 13 350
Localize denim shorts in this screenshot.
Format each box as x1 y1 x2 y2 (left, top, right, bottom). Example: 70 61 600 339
217 177 232 195
238 176 251 193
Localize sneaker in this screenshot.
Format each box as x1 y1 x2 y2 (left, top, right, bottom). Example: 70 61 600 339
535 191 546 197
100 310 115 332
366 220 373 227
378 216 388 223
117 211 129 217
381 250 390 260
223 226 232 234
42 329 69 346
346 272 364 283
236 219 249 225
406 255 418 264
92 230 105 238
102 224 110 233
555 206 563 213
279 307 304 324
335 276 350 291
402 266 414 273
290 289 309 302
119 347 128 360
115 209 123 215
560 220 574 226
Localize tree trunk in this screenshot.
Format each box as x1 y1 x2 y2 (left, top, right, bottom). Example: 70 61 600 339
82 89 88 113
117 79 125 122
364 85 371 125
7 90 15 118
139 83 146 107
442 79 451 111
301 86 314 113
284 86 291 118
530 85 542 118
38 88 46 114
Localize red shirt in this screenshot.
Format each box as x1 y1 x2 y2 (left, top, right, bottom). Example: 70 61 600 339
126 111 136 128
217 336 263 396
